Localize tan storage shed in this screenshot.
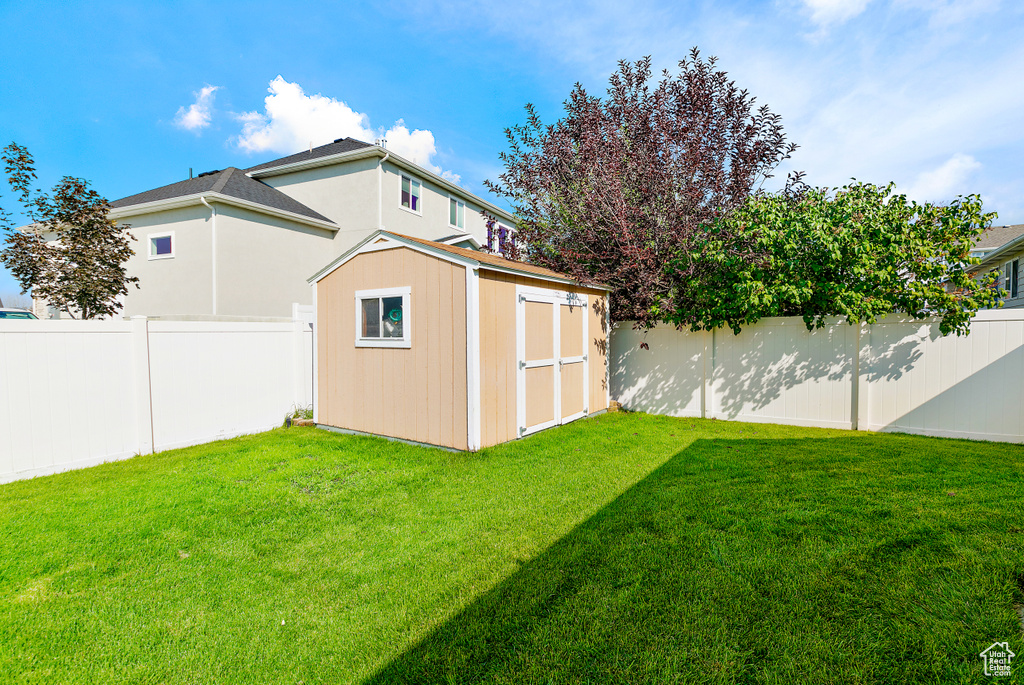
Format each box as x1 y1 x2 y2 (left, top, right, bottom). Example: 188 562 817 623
309 230 611 450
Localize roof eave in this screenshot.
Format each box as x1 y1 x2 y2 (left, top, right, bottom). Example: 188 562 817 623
975 232 1024 269
109 192 339 232
249 145 518 225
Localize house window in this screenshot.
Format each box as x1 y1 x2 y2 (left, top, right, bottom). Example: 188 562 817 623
401 175 421 213
1005 260 1019 299
148 232 174 260
449 197 465 229
355 287 411 348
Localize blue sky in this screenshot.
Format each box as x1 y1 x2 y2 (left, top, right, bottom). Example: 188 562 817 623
1 0 1022 297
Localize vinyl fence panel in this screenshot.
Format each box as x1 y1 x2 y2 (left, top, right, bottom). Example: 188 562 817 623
0 320 141 480
861 312 1024 442
0 318 312 483
611 310 1024 443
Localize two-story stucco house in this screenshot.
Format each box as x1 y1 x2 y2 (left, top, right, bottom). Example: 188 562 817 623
35 138 515 319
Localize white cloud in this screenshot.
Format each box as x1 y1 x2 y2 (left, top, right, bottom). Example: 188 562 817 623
173 85 219 132
903 153 982 203
394 0 1024 221
799 0 872 27
234 76 458 182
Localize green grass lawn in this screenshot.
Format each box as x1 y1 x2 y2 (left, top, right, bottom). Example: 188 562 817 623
0 414 1022 684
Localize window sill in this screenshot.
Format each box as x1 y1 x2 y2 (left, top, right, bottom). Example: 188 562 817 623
148 254 175 261
355 338 411 349
398 205 422 217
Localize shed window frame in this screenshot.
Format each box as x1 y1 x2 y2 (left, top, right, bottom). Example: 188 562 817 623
400 175 422 215
354 286 412 348
148 231 175 260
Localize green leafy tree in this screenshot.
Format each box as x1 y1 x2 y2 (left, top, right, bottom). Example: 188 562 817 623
666 181 1000 335
0 143 138 319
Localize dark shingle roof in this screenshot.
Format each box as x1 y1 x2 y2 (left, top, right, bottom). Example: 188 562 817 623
110 167 333 224
244 137 375 174
975 224 1024 250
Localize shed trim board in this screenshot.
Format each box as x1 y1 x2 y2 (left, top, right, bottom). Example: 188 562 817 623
466 267 482 450
353 286 412 349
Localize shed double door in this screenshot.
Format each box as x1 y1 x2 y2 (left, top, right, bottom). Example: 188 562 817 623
516 287 589 437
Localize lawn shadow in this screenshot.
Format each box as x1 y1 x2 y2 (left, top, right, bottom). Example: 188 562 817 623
360 433 1011 684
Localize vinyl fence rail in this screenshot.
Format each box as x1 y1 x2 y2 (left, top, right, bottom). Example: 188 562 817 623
0 317 312 483
610 310 1024 443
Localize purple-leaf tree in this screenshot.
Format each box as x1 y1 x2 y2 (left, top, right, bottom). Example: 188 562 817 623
486 49 796 327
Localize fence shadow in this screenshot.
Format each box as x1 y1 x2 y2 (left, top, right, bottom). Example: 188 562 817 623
612 322 929 419
712 326 925 418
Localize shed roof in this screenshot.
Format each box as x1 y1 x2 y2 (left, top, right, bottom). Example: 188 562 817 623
394 233 610 288
310 230 612 290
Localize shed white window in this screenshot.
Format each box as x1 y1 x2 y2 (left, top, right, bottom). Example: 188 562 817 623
401 175 421 213
449 197 465 229
355 287 411 348
148 231 174 260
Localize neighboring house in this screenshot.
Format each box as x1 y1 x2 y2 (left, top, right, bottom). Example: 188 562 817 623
37 137 516 319
971 224 1024 260
973 224 1024 309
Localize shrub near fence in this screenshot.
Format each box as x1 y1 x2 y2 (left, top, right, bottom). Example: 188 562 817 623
0 317 312 483
611 309 1024 443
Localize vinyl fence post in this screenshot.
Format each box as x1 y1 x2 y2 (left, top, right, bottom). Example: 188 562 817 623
850 322 860 431
701 328 711 419
131 316 155 455
293 319 308 411
855 321 870 432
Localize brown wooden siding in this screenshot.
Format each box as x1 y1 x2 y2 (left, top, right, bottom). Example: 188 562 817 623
478 271 609 448
317 248 468 450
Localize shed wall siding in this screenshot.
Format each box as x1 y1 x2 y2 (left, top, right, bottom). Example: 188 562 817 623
478 272 609 448
317 248 468 450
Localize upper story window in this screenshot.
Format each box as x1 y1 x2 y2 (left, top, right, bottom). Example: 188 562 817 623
449 197 465 229
401 175 421 213
487 223 515 257
355 286 411 348
1004 259 1019 299
148 231 174 260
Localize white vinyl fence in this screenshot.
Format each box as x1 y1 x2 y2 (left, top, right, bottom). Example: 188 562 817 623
0 317 312 483
611 309 1024 443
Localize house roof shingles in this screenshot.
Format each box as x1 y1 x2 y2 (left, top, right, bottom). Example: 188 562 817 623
110 167 333 224
244 137 374 174
975 224 1024 251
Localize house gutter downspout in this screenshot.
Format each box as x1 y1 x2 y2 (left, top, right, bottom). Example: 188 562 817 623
377 148 390 230
200 196 217 316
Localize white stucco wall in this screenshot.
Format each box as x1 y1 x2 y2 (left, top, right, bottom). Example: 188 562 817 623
379 161 499 245
102 155 516 320
213 205 341 316
121 205 214 318
260 157 380 234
